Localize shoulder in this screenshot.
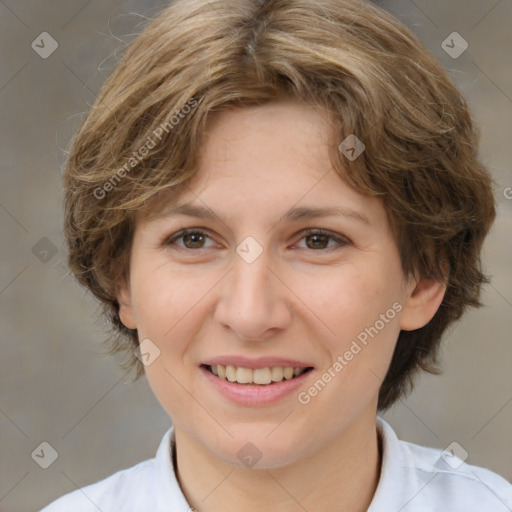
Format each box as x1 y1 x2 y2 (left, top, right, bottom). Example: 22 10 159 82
39 458 156 512
403 439 512 509
38 427 184 512
373 417 512 512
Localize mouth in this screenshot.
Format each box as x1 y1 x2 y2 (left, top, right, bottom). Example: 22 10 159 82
201 364 314 386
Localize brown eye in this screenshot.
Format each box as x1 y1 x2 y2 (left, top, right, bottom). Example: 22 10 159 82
305 233 329 249
295 229 350 251
166 229 214 250
181 232 206 249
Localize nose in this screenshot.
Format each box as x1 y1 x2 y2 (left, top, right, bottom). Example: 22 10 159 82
214 245 292 341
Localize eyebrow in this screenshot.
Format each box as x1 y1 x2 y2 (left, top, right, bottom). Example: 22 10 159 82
155 202 371 226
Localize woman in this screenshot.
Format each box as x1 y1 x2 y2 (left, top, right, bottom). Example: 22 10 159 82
41 0 512 510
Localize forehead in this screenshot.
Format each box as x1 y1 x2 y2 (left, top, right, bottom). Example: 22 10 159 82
137 100 383 229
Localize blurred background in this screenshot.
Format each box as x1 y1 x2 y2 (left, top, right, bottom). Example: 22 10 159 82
0 0 511 510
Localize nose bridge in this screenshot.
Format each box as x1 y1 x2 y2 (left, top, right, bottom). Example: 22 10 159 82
230 241 275 312
215 239 291 339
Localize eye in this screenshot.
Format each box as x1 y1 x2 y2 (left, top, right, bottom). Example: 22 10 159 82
165 229 216 250
164 227 349 252
293 228 350 251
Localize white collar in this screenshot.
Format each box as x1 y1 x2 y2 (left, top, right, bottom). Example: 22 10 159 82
153 416 512 511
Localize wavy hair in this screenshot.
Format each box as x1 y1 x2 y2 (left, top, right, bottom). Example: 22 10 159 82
62 0 496 410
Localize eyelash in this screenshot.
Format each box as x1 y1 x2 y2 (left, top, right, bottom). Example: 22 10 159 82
164 228 350 252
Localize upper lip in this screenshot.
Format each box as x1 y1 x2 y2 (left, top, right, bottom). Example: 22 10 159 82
202 356 314 369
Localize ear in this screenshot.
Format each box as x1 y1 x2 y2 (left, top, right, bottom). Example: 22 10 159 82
399 273 447 331
116 278 137 330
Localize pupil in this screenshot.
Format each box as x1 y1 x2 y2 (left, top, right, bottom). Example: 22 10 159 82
308 234 327 249
185 233 203 248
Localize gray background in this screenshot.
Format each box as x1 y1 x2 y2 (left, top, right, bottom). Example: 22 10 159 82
1 1 511 511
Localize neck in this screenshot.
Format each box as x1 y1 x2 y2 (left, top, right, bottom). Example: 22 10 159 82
173 409 382 512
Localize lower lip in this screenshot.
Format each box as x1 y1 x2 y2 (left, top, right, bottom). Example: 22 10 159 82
200 366 314 407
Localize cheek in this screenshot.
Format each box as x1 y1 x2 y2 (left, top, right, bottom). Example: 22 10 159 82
307 263 401 339
134 274 207 424
130 266 215 389
130 263 206 340
142 358 203 437
297 273 402 424
298 261 404 404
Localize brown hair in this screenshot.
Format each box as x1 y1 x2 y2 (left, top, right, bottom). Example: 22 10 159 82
63 0 496 410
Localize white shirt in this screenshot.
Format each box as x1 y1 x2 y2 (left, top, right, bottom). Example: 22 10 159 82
40 417 512 511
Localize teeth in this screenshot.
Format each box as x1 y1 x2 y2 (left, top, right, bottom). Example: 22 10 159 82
271 366 284 382
226 365 237 382
236 367 253 384
253 368 272 385
283 367 294 380
208 365 308 385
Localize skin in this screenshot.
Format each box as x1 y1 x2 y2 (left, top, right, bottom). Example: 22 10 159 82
117 98 446 512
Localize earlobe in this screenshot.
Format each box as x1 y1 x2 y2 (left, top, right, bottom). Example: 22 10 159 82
399 275 447 331
116 280 137 330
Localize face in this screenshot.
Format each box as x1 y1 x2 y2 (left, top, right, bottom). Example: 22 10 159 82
117 99 445 468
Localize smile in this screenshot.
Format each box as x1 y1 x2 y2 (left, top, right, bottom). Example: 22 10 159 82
200 361 315 406
203 364 313 385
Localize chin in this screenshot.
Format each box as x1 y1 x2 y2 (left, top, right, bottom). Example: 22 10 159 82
206 426 309 470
